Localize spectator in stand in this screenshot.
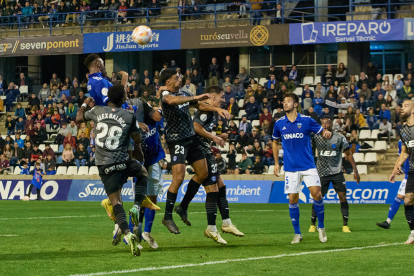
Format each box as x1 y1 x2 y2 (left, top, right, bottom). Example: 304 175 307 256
32 122 47 144
10 142 24 166
222 77 232 92
49 73 61 89
373 82 386 102
322 65 335 85
224 86 237 107
266 74 278 91
250 0 262 25
35 114 46 128
236 67 249 87
13 103 25 122
4 85 16 112
394 75 403 91
378 103 391 122
227 97 239 119
223 55 236 81
62 144 74 166
357 72 370 89
60 85 70 99
301 84 314 101
404 62 413 76
63 132 76 148
366 108 377 130
279 75 296 92
386 94 397 114
142 78 155 95
128 80 141 97
358 83 372 106
213 120 226 136
15 118 25 134
374 93 386 115
70 81 82 100
335 63 348 84
312 91 324 116
398 79 413 104
28 93 40 112
191 69 204 95
55 123 69 145
251 155 264 174
226 144 236 174
232 78 245 100
5 116 15 135
277 65 288 82
259 108 272 125
303 92 313 111
245 96 260 120
260 119 272 142
88 145 96 166
288 65 300 86
44 154 56 175
243 86 255 104
0 154 10 175
141 91 153 104
366 61 378 81
354 109 366 128
305 106 320 124
74 144 88 168
236 130 250 152
42 144 55 161
371 74 383 89
255 85 267 104
76 91 87 107
78 132 90 149
67 120 78 137
235 153 252 174
263 144 274 166
260 97 272 113
116 0 127 24
38 83 50 103
30 144 43 165
66 103 77 122
248 129 261 146
148 0 161 16
3 144 13 160
378 118 392 140
208 57 220 87
77 122 90 139
182 78 196 95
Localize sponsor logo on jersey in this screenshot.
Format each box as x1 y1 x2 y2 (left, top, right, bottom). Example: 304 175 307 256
283 133 304 139
211 176 216 182
200 114 207 122
405 140 414 148
282 126 286 130
319 150 337 156
173 156 177 162
297 123 302 129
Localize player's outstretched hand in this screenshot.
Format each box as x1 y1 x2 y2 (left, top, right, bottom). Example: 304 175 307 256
213 136 225 148
389 172 396 183
217 109 230 120
195 94 211 101
220 133 228 141
274 164 280 177
354 171 360 184
139 122 149 133
322 129 332 139
84 97 95 106
159 86 168 93
118 71 128 78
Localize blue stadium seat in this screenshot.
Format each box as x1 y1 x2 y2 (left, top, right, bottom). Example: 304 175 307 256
57 144 64 153
57 156 63 164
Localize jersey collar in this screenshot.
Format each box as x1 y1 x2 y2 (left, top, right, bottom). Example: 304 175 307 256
88 72 102 78
286 113 301 124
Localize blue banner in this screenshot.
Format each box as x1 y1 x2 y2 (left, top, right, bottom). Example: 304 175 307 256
83 29 181 53
404 18 414 40
289 19 404 45
158 180 273 204
269 181 400 204
68 180 134 201
0 180 71 201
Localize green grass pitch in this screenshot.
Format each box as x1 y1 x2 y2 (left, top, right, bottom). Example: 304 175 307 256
0 201 412 276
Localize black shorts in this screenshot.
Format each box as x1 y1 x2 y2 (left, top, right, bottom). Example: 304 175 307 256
203 154 220 187
320 172 347 196
98 159 143 196
168 136 205 166
406 172 414 194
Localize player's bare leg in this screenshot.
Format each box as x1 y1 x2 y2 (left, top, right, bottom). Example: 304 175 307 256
175 159 208 226
404 192 414 244
377 194 405 229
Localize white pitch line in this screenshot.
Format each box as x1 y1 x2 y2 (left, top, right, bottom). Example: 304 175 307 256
0 210 276 221
0 235 18 237
70 243 402 276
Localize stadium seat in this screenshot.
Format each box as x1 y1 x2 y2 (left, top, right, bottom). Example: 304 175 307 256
364 152 377 163
370 129 380 139
251 120 260 127
1 135 6 140
259 78 267 86
57 144 64 153
51 144 58 152
221 143 229 152
356 165 368 175
78 166 89 175
394 74 404 81
266 165 274 174
57 156 63 164
39 144 45 151
67 166 78 175
89 166 99 175
352 153 364 163
354 75 359 81
374 141 387 151
383 74 393 83
313 76 321 85
236 154 242 163
10 135 15 140
8 166 13 174
56 166 67 175
359 141 374 151
239 110 247 118
13 167 21 175
45 125 51 133
359 130 371 140
279 166 285 175
238 99 244 108
293 87 303 96
302 76 314 86
20 135 26 140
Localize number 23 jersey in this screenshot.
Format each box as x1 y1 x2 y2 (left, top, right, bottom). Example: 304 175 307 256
85 105 139 165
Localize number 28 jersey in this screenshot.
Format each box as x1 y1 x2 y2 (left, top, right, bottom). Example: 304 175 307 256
85 105 139 165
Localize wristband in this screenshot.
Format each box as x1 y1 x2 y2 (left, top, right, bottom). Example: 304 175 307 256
82 103 87 108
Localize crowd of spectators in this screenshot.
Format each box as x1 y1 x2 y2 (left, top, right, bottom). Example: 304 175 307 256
0 56 409 175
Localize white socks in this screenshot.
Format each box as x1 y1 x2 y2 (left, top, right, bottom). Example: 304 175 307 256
386 218 392 224
207 225 217 232
223 218 232 227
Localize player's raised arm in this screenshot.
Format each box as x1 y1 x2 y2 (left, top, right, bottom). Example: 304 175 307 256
344 148 360 184
195 101 230 120
76 97 95 123
162 92 211 106
310 116 331 139
193 121 225 148
119 71 129 91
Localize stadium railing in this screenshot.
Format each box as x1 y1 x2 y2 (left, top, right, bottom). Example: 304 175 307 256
0 0 412 37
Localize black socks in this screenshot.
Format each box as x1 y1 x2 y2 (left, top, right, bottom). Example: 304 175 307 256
217 186 230 220
113 204 129 235
164 191 177 220
180 179 202 210
205 192 218 225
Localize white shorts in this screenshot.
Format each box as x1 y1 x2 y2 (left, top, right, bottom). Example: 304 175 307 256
398 179 407 196
147 162 163 196
284 168 321 194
